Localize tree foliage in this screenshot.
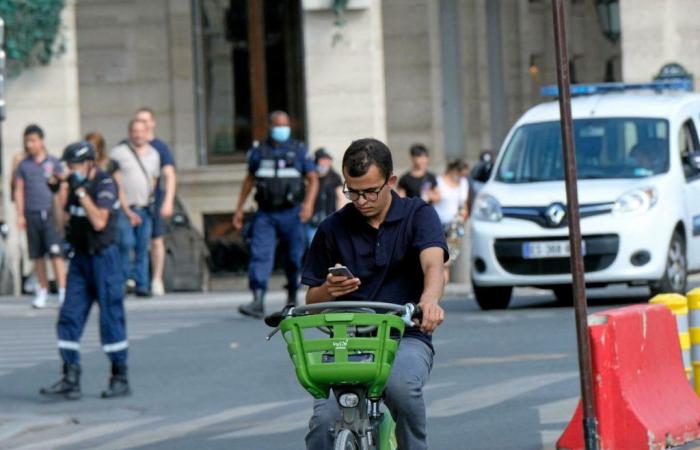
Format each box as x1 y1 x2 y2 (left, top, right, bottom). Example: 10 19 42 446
0 0 66 77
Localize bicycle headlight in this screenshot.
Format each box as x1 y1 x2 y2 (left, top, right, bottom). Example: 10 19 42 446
473 194 503 222
338 393 360 408
613 187 658 216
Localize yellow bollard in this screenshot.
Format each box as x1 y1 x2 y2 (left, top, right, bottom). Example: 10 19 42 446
650 293 692 382
687 288 700 396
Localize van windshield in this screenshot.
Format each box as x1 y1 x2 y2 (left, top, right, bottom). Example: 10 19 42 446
496 118 670 183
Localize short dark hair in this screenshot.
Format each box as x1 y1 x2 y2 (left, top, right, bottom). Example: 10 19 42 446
446 158 468 173
409 143 429 157
24 124 44 139
342 138 393 180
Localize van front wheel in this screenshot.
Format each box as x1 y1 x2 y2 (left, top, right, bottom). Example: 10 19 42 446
472 282 513 310
650 230 687 296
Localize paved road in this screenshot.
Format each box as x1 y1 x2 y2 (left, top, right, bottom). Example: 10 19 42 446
1 282 699 450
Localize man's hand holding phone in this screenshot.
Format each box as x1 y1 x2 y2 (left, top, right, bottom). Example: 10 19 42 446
324 264 361 298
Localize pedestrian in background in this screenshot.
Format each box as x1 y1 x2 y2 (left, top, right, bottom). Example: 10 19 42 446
232 110 318 318
110 119 160 297
13 125 67 308
134 107 177 297
85 132 119 175
397 143 440 203
433 159 470 283
40 141 129 400
306 148 344 245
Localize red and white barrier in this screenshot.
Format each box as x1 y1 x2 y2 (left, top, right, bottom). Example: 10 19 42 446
557 304 700 450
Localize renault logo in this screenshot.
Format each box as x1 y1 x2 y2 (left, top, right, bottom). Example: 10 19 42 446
545 203 566 227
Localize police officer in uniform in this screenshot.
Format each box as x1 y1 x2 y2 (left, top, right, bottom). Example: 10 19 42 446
233 111 318 318
40 141 130 400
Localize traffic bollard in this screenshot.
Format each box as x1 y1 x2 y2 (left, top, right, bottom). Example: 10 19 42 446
687 288 700 396
650 293 692 382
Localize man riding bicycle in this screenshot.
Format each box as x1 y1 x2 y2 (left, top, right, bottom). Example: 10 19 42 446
302 138 448 450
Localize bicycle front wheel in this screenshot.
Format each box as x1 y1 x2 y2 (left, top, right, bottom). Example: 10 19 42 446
334 429 359 450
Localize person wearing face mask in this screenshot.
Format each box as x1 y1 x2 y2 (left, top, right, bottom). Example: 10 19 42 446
40 141 130 400
232 110 319 318
305 148 345 245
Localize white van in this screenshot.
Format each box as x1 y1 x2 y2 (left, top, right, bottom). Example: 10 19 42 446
470 82 700 310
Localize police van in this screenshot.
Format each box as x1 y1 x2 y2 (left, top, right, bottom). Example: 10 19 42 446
470 80 700 310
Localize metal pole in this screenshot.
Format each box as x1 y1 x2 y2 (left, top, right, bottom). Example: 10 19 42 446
190 0 208 166
550 1 598 449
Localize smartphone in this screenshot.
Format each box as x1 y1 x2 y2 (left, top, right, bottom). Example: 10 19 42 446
328 265 354 279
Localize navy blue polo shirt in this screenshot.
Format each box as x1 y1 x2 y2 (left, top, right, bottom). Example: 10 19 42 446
302 190 448 348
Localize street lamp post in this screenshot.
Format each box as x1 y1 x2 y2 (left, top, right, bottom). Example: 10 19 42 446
550 2 599 450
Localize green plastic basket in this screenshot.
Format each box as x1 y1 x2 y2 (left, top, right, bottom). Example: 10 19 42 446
280 312 406 399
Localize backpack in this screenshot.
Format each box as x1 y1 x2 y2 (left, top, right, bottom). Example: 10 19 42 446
162 199 210 292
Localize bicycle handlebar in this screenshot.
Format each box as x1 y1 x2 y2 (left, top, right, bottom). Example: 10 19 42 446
263 301 423 329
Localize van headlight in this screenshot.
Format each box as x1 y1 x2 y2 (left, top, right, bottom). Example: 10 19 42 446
473 194 503 222
613 187 658 215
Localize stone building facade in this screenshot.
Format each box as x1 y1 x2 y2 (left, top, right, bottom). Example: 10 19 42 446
1 0 626 289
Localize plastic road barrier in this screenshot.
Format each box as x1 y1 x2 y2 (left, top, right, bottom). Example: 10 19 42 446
688 288 700 396
650 293 692 381
557 304 700 450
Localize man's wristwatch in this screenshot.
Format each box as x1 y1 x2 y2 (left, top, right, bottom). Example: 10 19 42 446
76 188 87 199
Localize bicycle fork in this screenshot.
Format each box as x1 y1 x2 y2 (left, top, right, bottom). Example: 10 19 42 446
333 388 385 449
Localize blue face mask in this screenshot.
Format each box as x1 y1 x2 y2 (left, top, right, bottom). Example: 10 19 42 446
72 171 86 183
270 126 291 142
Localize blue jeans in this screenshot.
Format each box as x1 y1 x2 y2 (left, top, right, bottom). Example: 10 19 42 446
305 224 318 247
248 207 305 292
306 337 434 450
117 208 152 292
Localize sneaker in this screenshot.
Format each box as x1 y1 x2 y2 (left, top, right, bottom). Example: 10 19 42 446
151 279 165 297
57 288 66 306
32 288 48 309
125 279 136 294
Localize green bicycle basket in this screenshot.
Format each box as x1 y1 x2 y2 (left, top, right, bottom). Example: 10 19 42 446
280 312 406 400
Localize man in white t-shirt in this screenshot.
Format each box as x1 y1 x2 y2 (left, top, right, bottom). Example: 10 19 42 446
110 119 160 296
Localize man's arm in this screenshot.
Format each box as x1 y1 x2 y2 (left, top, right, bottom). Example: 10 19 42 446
113 171 141 226
75 187 110 231
160 164 177 218
300 172 319 223
14 177 26 230
306 269 361 304
232 174 254 230
417 247 446 333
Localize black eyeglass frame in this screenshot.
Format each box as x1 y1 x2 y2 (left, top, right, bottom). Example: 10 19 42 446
342 179 389 202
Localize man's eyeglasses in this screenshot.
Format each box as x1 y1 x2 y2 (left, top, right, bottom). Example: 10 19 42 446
343 180 388 202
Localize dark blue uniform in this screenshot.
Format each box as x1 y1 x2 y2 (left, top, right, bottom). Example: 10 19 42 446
247 138 315 292
57 170 127 366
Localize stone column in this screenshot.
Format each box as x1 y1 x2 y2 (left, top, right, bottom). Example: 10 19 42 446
302 0 388 162
1 0 81 295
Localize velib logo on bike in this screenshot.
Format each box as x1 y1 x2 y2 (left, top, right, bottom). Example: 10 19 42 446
333 339 349 350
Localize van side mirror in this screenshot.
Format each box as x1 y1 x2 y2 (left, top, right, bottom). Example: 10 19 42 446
685 151 700 172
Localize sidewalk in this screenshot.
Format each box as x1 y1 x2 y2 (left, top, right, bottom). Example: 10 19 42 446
0 282 473 317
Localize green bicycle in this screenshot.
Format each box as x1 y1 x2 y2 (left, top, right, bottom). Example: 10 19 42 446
265 301 422 450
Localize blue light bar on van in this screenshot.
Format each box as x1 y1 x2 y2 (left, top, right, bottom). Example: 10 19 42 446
540 79 693 97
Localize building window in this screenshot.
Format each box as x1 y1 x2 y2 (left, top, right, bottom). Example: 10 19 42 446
198 0 306 164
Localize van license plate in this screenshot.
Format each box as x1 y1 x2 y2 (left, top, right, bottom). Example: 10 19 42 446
522 241 585 259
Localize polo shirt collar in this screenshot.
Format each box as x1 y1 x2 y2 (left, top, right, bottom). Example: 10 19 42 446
384 190 407 223
345 190 407 226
